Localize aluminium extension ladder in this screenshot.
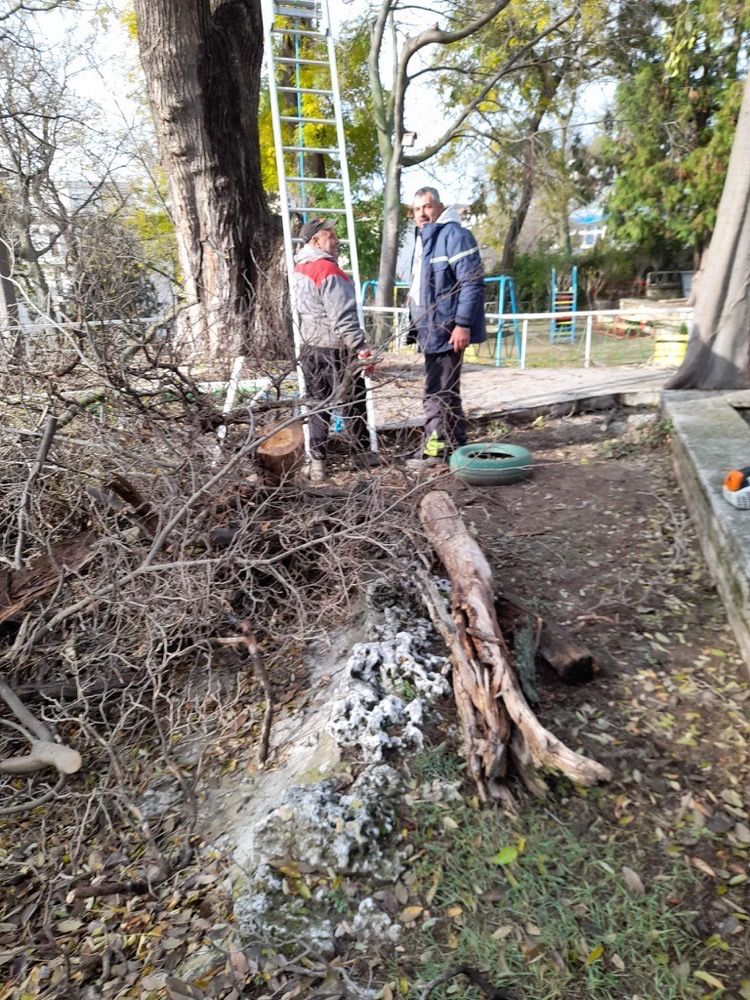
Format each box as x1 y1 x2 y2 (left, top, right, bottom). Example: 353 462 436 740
259 0 378 454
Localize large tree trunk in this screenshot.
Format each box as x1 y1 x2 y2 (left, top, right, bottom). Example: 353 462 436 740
133 0 285 359
667 74 750 390
375 155 402 312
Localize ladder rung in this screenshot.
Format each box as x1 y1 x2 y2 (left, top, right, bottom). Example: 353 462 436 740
287 176 344 185
274 6 317 21
289 205 347 214
277 86 333 96
271 26 326 37
280 115 336 126
291 236 350 243
283 145 339 155
274 56 329 66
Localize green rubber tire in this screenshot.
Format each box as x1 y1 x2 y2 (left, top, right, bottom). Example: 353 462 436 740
449 443 533 486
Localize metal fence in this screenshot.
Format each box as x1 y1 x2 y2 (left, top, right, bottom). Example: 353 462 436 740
362 305 694 370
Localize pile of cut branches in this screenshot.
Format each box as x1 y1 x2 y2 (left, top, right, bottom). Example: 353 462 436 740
0 316 418 996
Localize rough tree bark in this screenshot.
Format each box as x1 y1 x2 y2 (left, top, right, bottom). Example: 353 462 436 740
133 0 284 358
419 491 610 804
667 74 750 390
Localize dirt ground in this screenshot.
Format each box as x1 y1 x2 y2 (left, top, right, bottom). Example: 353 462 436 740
383 410 750 998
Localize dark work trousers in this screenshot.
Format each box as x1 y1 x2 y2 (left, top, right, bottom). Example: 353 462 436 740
300 347 370 460
422 350 467 454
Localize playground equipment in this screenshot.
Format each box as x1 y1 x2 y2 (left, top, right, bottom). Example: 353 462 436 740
483 275 521 365
360 275 521 365
549 266 578 342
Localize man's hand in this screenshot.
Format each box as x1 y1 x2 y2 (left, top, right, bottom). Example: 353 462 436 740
449 325 471 352
357 348 376 376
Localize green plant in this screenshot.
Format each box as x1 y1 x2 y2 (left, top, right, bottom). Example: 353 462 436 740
391 800 707 999
411 742 465 785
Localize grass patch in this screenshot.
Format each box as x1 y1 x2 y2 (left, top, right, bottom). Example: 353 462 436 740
392 786 708 999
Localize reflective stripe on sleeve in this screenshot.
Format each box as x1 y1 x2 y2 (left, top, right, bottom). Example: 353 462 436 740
428 246 479 266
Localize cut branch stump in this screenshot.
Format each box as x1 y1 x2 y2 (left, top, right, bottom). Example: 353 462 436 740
418 490 610 803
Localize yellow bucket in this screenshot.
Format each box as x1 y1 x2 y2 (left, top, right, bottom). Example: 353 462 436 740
653 328 688 367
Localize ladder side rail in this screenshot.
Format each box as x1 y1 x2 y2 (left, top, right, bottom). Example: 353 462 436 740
261 0 310 452
320 0 377 452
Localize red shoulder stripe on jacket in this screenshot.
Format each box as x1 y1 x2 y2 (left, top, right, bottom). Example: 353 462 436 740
294 258 351 286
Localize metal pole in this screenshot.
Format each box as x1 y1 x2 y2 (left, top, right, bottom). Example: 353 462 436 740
261 0 310 454
321 0 378 452
217 355 245 444
520 319 528 370
584 314 593 368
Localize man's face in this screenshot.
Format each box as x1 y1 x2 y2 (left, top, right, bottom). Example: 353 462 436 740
312 226 339 257
413 193 444 229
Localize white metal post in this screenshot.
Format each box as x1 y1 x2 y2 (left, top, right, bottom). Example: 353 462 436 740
261 0 310 454
520 319 528 370
321 0 378 452
584 314 593 368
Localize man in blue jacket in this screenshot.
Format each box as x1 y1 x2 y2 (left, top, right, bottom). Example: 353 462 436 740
406 187 486 469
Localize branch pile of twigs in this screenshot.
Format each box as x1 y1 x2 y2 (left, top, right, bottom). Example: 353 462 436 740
0 319 418 995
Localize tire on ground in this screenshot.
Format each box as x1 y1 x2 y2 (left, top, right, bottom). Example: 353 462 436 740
449 443 533 486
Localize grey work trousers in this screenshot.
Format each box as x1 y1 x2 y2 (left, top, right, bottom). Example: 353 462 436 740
421 350 467 454
300 347 369 460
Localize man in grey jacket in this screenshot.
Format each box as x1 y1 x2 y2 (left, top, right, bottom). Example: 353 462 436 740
294 218 375 482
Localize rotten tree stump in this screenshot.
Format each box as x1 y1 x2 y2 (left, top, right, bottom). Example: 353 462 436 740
418 490 611 804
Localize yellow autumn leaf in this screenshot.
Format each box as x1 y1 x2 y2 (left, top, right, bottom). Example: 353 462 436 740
425 870 441 905
586 944 604 965
446 905 463 918
694 970 725 990
399 905 423 923
294 880 311 900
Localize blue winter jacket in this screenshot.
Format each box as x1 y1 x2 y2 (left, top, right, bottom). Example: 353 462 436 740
409 207 486 354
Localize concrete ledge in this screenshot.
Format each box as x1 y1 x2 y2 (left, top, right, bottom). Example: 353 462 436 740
378 389 661 433
664 389 750 673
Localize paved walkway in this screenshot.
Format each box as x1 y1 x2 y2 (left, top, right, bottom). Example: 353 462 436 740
373 353 671 429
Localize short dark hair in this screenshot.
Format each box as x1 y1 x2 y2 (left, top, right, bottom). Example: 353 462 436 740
299 218 336 243
413 186 441 204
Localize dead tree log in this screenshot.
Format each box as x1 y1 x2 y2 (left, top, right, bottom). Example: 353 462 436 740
418 490 610 802
495 596 595 684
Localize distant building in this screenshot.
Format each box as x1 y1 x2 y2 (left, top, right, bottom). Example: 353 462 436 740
569 205 607 250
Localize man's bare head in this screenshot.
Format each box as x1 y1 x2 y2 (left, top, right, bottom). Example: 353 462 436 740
412 187 444 229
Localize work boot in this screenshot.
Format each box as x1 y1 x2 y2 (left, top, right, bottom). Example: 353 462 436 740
405 431 447 471
301 458 327 483
405 454 445 471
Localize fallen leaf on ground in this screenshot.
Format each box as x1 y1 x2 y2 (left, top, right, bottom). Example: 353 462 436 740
621 866 645 894
690 856 717 877
694 970 725 990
